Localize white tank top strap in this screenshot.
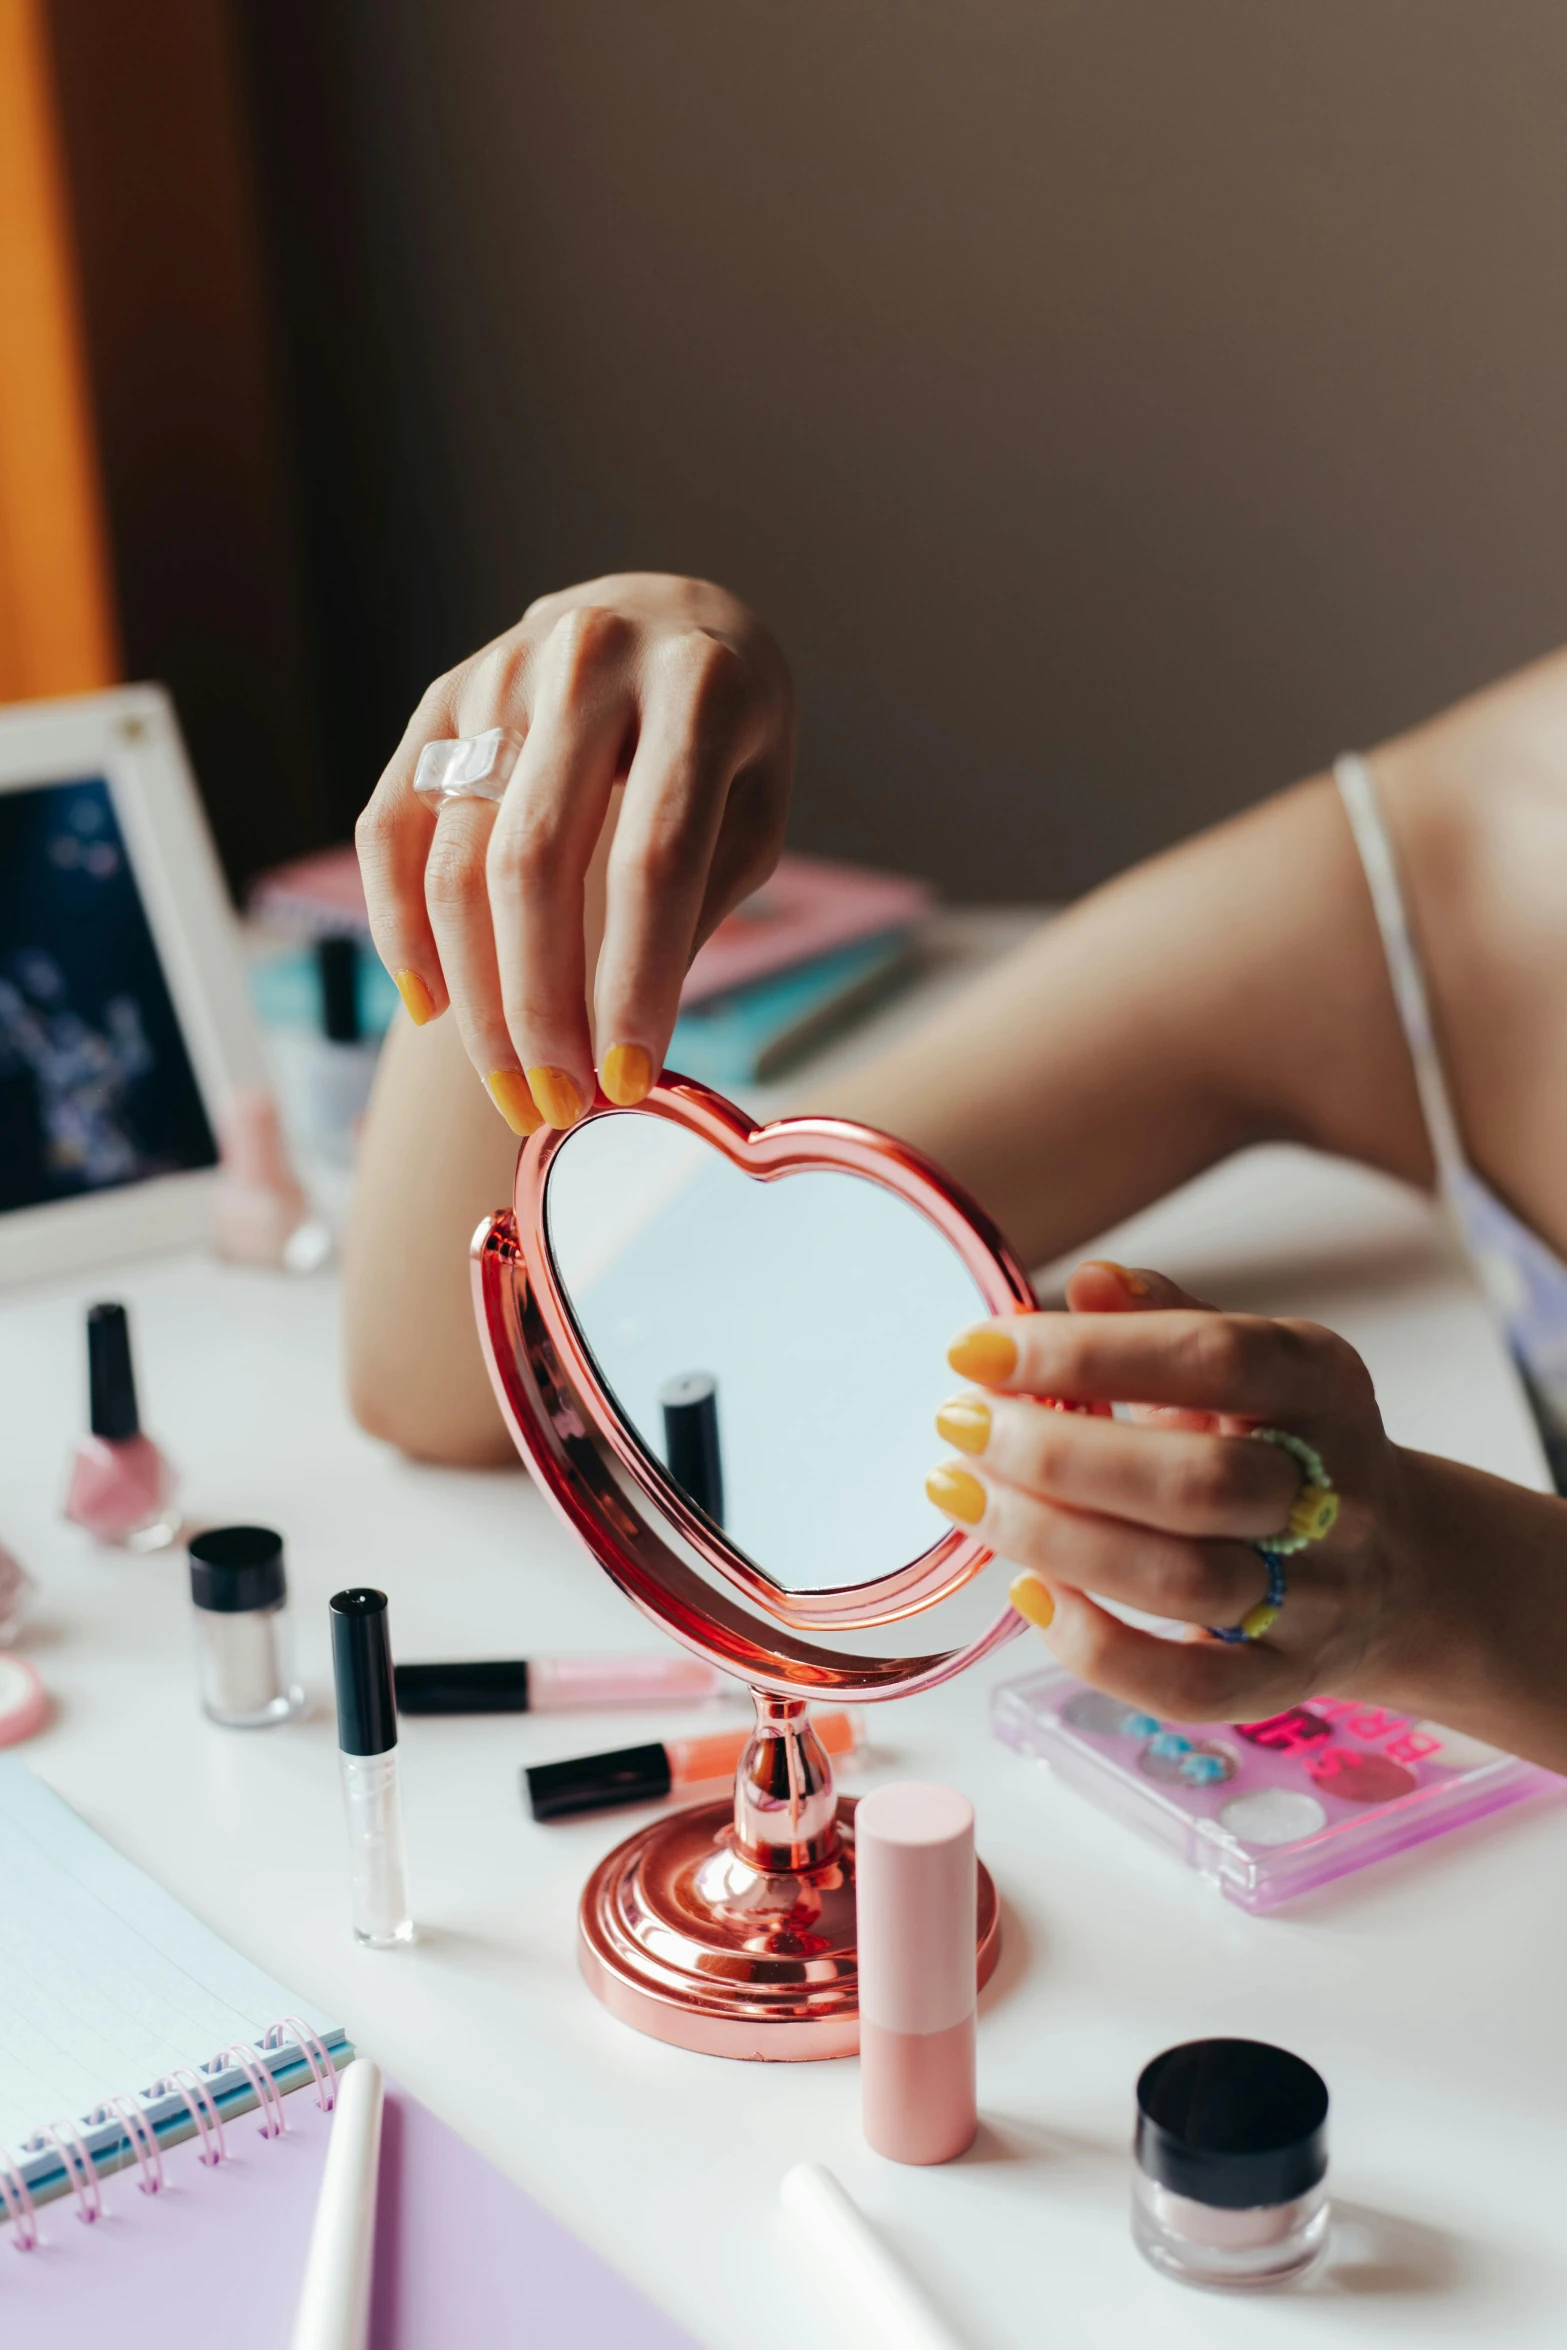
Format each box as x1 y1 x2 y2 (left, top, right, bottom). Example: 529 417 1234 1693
1333 750 1472 1203
1338 750 1567 1488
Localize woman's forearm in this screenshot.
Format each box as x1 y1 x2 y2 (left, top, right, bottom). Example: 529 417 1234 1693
817 774 1434 1266
344 769 1434 1460
342 1013 519 1465
1368 1450 1567 1774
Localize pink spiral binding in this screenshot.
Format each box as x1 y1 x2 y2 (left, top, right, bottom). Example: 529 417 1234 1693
1 2017 326 2250
267 2017 338 2112
110 2097 165 2195
0 2155 39 2251
161 2067 226 2166
217 2044 286 2138
43 2118 103 2224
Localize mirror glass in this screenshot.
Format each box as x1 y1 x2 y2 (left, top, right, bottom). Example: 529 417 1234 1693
543 1113 991 1594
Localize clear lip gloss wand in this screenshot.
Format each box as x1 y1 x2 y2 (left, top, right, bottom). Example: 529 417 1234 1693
330 1589 413 1947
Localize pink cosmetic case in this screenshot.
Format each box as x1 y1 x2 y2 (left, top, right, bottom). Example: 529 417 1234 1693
992 1667 1560 1910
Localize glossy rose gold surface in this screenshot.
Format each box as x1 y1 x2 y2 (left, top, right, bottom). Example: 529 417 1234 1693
579 1796 1001 2062
511 1078 1089 1634
470 1074 1044 2052
733 1693 842 1871
578 1689 999 2060
469 1073 1108 1693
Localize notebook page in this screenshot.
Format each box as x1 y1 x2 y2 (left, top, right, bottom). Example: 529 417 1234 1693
0 1759 337 2150
0 2080 703 2349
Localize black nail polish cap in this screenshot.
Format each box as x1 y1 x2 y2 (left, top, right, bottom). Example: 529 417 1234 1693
330 1588 397 1755
524 1740 672 1823
317 935 362 1044
395 1660 531 1714
1135 2039 1329 2211
87 1301 140 1441
190 1525 286 1613
660 1370 723 1526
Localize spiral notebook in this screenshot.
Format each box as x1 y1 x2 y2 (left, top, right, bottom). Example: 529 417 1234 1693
0 1760 701 2345
0 1758 350 2223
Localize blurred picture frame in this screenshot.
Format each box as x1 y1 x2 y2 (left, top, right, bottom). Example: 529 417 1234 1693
0 684 264 1285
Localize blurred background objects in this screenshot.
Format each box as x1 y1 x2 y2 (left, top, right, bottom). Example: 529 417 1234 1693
12 0 1567 902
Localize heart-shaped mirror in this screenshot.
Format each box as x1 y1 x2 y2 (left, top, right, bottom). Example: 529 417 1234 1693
544 1107 1004 1611
471 1073 1077 2059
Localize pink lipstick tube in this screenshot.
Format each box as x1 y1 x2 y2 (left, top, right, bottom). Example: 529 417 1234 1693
855 1781 977 2165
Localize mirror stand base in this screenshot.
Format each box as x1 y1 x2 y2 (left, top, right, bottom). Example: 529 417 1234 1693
578 1795 1001 2062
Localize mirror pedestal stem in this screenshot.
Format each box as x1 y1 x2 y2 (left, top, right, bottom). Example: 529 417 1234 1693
734 1690 841 1874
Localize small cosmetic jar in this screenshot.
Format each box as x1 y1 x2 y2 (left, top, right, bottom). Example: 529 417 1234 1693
1132 2037 1329 2290
189 1525 304 1728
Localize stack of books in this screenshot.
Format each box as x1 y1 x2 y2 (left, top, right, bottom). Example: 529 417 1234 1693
250 846 934 1086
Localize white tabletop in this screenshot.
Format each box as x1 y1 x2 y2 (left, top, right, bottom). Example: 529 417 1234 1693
1 924 1563 2348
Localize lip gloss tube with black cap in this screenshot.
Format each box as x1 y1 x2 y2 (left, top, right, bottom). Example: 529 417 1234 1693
660 1370 724 1525
393 1652 726 1715
330 1588 413 1946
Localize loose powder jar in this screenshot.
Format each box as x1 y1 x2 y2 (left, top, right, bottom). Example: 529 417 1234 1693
1133 2037 1329 2289
188 1524 304 1729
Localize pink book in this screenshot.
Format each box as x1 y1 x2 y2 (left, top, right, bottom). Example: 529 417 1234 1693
680 852 933 1004
250 844 933 1005
2 2073 700 2348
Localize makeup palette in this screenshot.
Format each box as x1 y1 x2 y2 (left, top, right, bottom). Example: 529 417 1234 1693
991 1667 1560 1910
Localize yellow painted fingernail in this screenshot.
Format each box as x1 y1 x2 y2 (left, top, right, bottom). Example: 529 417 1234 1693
526 1066 587 1129
393 968 437 1026
946 1327 1018 1384
934 1395 991 1455
485 1069 543 1136
600 1043 654 1106
1090 1259 1149 1297
1009 1572 1056 1631
925 1463 987 1526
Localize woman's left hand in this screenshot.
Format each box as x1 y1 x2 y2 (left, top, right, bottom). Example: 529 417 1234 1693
926 1259 1418 1721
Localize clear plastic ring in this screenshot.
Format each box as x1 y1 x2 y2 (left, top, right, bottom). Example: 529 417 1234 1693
412 728 525 806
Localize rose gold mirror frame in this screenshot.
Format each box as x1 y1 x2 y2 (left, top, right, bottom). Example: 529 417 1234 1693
471 1074 1086 2059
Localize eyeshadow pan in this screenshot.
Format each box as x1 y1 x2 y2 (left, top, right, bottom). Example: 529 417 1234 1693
1219 1789 1328 1847
1138 1734 1238 1788
1063 1689 1158 1739
1306 1750 1417 1805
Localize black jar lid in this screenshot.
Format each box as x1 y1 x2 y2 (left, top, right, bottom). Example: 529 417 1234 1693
1135 2039 1329 2211
189 1525 287 1614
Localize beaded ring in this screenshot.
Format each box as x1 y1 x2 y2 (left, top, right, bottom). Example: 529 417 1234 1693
1251 1427 1340 1554
1211 1547 1287 1646
1209 1429 1339 1644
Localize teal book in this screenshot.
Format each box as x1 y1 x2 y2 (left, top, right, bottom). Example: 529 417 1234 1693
667 930 915 1086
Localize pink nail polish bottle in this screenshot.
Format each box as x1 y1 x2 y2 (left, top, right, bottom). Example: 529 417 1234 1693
63 1303 180 1552
856 1780 978 2165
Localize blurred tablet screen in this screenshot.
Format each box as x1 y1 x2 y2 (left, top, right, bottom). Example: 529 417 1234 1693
0 776 217 1213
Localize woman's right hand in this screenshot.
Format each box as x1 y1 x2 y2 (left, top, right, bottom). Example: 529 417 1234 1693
355 574 795 1133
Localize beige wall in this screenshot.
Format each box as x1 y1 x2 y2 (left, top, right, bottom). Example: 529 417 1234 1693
329 0 1567 897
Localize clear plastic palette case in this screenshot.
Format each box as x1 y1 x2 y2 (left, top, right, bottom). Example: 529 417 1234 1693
991 1667 1559 1911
